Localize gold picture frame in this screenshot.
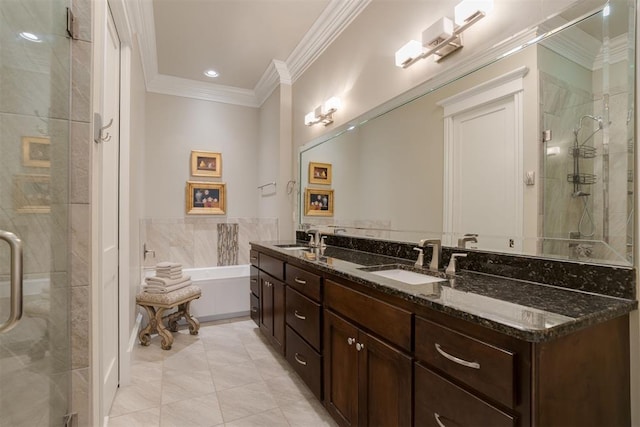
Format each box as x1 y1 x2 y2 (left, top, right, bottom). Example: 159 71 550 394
186 181 226 215
304 188 334 216
191 150 222 177
308 162 332 185
13 174 51 213
22 136 51 168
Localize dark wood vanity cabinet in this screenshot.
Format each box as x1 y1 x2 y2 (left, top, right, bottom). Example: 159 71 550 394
249 246 632 427
284 263 323 400
324 280 413 427
249 265 259 325
256 252 285 355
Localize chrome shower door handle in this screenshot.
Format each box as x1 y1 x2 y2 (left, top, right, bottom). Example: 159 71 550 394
0 230 23 334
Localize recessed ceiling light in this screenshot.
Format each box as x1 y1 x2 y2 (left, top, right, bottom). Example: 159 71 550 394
19 32 41 42
204 69 219 78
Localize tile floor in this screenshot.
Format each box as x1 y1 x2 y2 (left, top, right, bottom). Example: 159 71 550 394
108 317 337 427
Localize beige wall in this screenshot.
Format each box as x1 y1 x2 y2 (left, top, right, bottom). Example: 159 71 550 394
258 88 280 218
144 93 260 218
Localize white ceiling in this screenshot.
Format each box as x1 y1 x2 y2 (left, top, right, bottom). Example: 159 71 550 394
131 0 370 107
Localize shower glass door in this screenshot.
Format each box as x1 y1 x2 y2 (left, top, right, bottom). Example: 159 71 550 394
0 0 72 425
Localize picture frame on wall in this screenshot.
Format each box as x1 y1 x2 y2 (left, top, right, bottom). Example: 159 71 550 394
22 136 51 168
308 162 332 185
304 188 334 216
13 174 51 213
186 181 226 215
191 150 222 177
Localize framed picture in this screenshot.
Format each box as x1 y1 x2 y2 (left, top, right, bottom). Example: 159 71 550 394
186 181 226 215
304 188 334 216
191 150 222 177
13 174 51 213
22 136 51 168
309 162 332 185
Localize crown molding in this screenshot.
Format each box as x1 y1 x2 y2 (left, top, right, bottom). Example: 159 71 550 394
129 0 368 107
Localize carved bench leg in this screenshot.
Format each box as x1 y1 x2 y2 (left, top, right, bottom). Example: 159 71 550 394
166 309 183 332
155 307 174 350
182 301 200 335
138 305 156 346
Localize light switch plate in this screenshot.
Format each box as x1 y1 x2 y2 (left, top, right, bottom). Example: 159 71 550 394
525 171 535 185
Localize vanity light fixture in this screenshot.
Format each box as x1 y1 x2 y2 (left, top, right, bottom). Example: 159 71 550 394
305 97 341 126
395 0 493 67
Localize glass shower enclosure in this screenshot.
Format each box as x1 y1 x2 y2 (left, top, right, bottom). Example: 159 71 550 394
0 0 72 425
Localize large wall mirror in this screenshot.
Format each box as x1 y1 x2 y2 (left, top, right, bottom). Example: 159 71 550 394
299 0 635 267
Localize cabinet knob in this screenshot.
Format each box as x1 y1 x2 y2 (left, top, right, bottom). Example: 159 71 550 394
294 310 306 320
356 343 364 351
347 337 355 345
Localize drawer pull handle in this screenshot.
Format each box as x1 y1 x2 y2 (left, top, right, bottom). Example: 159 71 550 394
294 310 306 320
250 279 257 283
294 353 307 366
435 343 480 369
294 277 307 285
347 337 355 345
250 256 258 261
251 307 258 313
434 413 446 427
356 342 364 351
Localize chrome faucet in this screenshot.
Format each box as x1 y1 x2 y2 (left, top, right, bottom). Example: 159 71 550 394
307 229 320 247
418 239 441 271
413 246 425 268
446 253 468 275
458 233 478 248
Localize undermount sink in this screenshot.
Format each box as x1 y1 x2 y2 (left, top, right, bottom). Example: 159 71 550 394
364 267 447 285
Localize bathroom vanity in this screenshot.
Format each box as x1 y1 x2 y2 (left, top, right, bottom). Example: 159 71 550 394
249 238 635 427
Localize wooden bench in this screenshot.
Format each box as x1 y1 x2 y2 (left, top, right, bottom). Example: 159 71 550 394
136 285 202 350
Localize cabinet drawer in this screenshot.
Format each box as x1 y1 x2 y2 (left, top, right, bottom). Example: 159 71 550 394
286 287 321 351
259 253 284 280
324 280 412 351
415 363 516 427
250 293 259 326
415 316 515 408
285 264 321 301
250 266 259 295
286 326 322 400
250 249 259 266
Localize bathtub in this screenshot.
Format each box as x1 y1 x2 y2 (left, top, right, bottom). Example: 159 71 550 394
145 265 250 322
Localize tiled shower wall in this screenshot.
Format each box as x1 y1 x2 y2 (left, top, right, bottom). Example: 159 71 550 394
141 217 278 271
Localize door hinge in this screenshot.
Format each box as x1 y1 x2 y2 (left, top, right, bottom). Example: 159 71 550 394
66 8 78 40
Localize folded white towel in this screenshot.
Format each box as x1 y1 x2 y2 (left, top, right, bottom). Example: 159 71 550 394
156 266 182 272
145 275 191 287
156 261 182 269
156 272 183 280
143 281 191 294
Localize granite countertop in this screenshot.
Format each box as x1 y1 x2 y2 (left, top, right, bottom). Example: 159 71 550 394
251 240 637 343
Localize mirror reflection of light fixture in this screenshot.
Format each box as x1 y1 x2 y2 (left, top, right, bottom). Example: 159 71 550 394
305 97 342 126
395 0 493 67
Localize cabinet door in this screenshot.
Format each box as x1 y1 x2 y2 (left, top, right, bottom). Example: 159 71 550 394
358 331 412 427
259 275 273 336
272 278 285 354
324 310 359 427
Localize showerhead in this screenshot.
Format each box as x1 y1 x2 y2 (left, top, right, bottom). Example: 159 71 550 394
575 115 603 133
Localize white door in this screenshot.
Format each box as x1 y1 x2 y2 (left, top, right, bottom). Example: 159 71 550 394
99 7 121 418
450 97 521 252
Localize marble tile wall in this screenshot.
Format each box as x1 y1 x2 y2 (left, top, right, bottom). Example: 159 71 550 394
142 217 278 271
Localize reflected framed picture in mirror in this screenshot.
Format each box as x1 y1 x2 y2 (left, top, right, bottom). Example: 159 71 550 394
309 162 332 185
22 136 51 168
191 150 222 177
304 188 334 216
186 181 226 215
13 174 51 214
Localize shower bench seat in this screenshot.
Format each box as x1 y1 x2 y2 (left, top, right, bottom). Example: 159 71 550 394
136 285 202 350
